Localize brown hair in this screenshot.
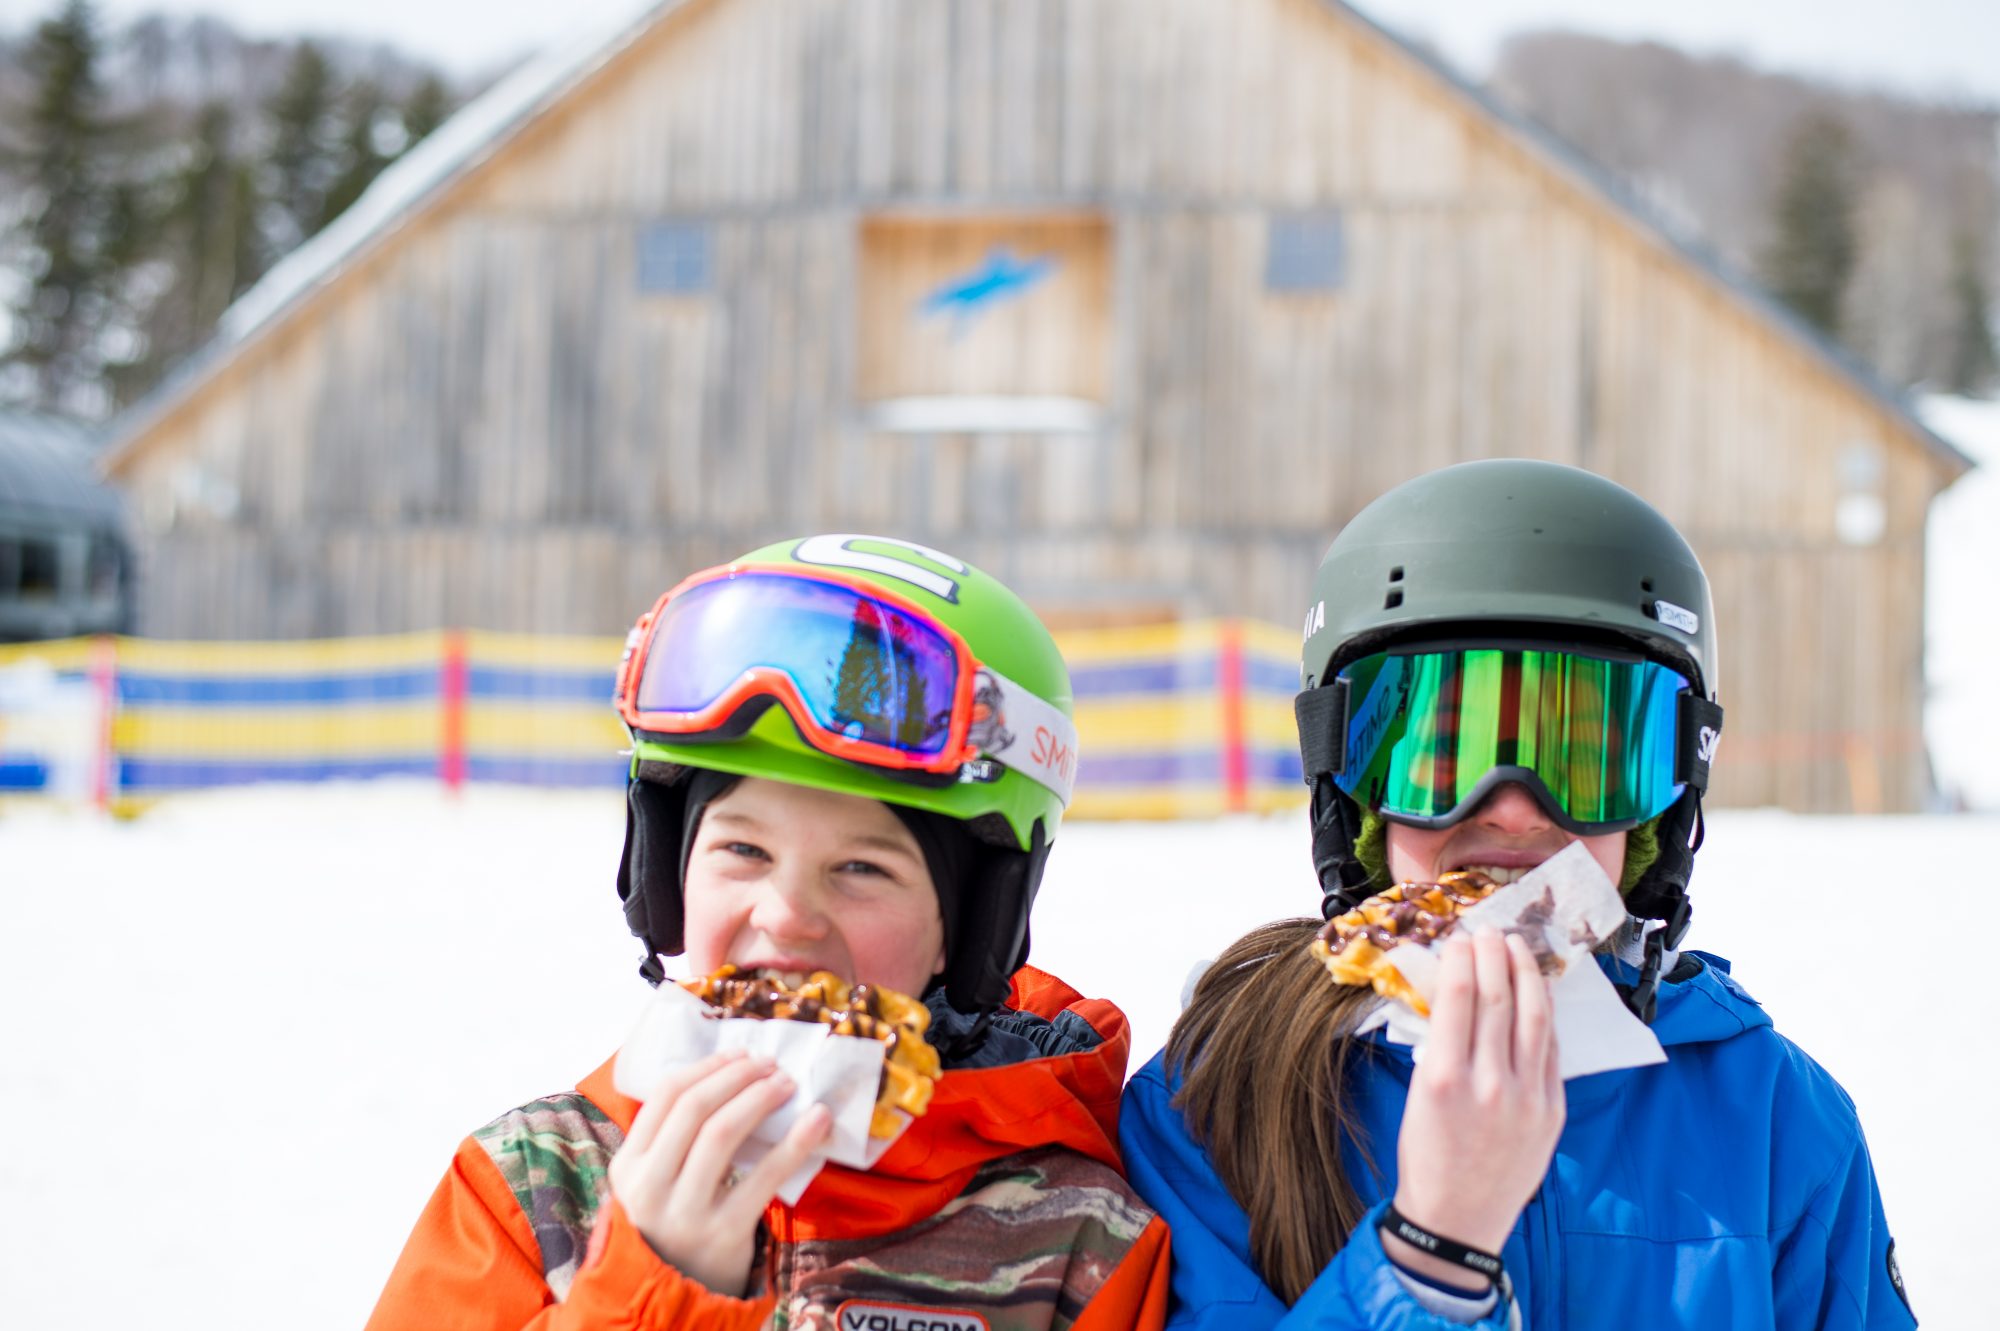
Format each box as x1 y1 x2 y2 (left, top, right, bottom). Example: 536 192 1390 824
1166 918 1385 1305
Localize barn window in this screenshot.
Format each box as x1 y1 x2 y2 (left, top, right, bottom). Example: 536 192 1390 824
858 215 1110 433
17 537 58 599
637 221 712 294
1835 441 1886 547
1265 213 1345 293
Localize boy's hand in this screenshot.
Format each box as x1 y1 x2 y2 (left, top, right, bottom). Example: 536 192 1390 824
1386 930 1564 1291
609 1049 834 1296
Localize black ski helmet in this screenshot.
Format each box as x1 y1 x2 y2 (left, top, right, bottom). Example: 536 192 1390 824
1292 460 1724 1021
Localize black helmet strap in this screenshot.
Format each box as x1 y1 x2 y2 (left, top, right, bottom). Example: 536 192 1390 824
1617 789 1703 1024
1296 682 1376 919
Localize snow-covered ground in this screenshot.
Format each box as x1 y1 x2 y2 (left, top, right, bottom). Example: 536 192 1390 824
1920 392 2000 812
2 785 1990 1328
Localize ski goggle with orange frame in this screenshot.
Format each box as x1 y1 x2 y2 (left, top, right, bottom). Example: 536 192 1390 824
614 565 1078 807
1317 643 1722 834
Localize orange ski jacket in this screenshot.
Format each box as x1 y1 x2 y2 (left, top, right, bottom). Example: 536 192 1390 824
367 967 1170 1331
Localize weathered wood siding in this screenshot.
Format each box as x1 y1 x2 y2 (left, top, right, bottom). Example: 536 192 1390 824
110 0 1956 811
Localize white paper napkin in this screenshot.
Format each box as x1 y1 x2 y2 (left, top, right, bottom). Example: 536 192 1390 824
613 983 912 1204
1355 843 1667 1080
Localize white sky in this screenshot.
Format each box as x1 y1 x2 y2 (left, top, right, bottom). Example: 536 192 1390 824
39 0 2000 104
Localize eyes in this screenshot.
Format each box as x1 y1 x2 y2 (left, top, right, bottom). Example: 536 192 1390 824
714 839 898 881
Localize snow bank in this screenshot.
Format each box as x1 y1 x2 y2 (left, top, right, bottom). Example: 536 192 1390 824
1919 393 2000 811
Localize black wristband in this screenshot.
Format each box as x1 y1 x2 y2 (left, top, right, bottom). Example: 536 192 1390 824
1379 1204 1514 1305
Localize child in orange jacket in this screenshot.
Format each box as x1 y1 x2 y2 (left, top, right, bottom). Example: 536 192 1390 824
367 536 1169 1331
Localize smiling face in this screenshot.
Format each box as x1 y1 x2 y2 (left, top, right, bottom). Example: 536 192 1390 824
680 777 947 998
1383 782 1627 889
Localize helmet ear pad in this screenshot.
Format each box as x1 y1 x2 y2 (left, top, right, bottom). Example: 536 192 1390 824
1624 788 1702 925
1307 778 1376 919
617 774 692 985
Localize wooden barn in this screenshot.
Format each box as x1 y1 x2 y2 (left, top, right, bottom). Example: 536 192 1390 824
102 0 1970 813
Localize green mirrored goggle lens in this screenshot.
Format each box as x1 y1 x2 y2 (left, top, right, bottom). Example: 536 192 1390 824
1333 647 1690 829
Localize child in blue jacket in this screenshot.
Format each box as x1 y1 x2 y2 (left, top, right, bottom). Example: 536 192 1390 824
1120 460 1914 1329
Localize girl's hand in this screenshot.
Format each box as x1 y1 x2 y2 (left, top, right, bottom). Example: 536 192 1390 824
1386 930 1564 1290
609 1049 834 1296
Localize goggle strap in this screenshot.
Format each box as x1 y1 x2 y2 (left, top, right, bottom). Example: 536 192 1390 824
1294 680 1350 781
1675 693 1725 793
978 667 1079 808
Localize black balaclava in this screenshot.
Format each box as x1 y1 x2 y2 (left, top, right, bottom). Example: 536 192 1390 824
676 768 743 887
883 801 978 993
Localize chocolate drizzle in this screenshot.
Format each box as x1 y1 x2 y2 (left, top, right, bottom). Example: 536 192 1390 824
682 965 907 1057
1314 870 1504 953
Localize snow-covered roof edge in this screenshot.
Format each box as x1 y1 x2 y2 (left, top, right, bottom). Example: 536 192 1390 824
1329 0 1974 481
0 407 124 522
103 0 689 473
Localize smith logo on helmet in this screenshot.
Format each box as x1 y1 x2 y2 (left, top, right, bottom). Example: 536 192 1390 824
835 1302 991 1331
1030 725 1077 786
1651 599 1700 635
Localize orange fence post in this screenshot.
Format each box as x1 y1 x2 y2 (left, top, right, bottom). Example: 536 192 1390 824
440 630 468 795
1218 619 1248 814
88 634 118 813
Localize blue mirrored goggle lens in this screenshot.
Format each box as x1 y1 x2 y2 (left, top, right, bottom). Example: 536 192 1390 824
1333 648 1689 827
635 573 962 755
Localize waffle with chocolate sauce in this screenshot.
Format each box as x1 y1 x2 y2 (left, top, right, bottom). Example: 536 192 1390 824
679 965 941 1137
1307 870 1505 1017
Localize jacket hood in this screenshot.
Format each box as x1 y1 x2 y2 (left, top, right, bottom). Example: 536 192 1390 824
579 965 1133 1243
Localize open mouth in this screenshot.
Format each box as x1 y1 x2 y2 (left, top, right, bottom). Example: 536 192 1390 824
737 964 822 989
1445 864 1534 885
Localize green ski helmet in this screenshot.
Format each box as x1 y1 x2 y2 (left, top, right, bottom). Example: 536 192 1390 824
612 535 1076 1014
1292 461 1724 1018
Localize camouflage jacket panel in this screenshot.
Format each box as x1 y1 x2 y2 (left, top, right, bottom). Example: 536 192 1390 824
474 1092 1157 1331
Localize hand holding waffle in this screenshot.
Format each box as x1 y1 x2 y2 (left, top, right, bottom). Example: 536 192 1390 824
1387 929 1566 1283
614 964 940 1209
678 965 942 1138
610 1050 834 1295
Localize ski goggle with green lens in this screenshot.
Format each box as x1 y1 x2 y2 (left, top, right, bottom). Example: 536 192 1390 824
1311 645 1722 833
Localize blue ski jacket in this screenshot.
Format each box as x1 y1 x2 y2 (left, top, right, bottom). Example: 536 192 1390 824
1119 951 1914 1330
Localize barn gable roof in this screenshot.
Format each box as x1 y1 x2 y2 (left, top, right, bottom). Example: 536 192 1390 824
1323 1 1972 479
104 0 1970 479
105 0 691 470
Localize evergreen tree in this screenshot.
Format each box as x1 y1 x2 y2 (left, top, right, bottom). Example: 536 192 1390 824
829 609 933 749
319 78 390 228
125 100 260 391
1760 112 1860 339
265 40 337 253
401 74 452 146
1 0 137 412
1945 230 1997 395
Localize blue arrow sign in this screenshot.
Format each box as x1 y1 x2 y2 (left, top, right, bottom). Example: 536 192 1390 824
919 246 1059 336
